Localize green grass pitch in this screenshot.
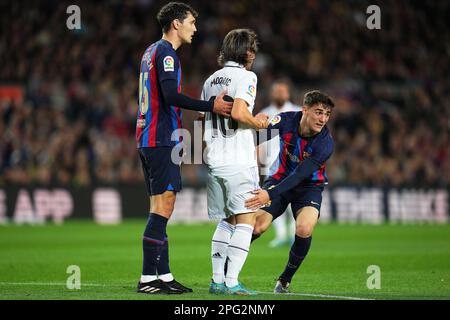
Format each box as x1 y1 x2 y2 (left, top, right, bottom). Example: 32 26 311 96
0 221 449 300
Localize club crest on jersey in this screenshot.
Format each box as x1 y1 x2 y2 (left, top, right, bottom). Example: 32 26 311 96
247 84 256 97
163 56 174 72
303 146 313 159
287 150 300 163
270 115 281 125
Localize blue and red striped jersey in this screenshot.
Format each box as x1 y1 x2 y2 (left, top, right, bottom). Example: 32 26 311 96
268 112 334 187
136 39 182 148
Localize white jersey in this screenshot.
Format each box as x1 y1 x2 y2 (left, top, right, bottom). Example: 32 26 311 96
258 101 301 175
201 61 258 176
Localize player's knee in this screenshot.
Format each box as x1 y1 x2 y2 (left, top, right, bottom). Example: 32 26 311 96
152 203 173 216
254 220 270 235
151 192 176 215
296 224 314 238
253 225 264 236
162 194 176 212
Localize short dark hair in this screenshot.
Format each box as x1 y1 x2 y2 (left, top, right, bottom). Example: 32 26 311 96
157 2 198 33
303 90 335 109
218 29 258 67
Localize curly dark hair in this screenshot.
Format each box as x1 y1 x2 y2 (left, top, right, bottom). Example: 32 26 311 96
218 29 258 67
303 90 335 109
157 2 198 33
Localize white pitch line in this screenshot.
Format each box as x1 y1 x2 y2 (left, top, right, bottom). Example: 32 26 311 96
197 287 375 300
0 282 375 300
0 282 110 287
255 290 374 300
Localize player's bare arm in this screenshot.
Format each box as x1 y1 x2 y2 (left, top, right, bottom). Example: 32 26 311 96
254 112 269 123
231 98 268 129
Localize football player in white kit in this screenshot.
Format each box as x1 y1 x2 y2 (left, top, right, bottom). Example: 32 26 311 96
199 29 268 295
258 80 301 248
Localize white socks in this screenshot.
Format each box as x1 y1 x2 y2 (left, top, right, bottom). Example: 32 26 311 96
211 220 235 284
140 275 157 283
225 223 254 288
140 273 173 283
158 273 174 282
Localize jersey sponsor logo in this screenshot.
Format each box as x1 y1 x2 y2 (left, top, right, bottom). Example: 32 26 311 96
210 76 232 87
163 56 175 72
270 115 281 125
310 201 319 206
247 84 256 97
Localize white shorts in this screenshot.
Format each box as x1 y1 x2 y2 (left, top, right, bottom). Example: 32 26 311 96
207 166 260 220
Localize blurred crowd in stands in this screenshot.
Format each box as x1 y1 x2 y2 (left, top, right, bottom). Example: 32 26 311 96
1 0 449 188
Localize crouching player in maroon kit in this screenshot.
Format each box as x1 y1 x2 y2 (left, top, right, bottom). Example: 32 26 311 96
245 90 334 293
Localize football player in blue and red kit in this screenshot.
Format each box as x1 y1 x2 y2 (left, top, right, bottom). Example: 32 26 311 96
245 90 335 293
136 2 232 295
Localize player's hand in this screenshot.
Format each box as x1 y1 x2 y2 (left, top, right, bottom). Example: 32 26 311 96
245 189 270 210
213 91 233 118
254 113 269 129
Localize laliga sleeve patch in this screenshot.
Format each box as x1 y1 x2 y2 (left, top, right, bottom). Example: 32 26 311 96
246 84 256 97
163 56 175 72
270 115 281 125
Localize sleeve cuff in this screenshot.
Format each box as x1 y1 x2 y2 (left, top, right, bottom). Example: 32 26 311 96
207 100 214 112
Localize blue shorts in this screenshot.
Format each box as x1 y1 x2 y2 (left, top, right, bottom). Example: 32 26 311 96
138 146 182 196
262 178 323 220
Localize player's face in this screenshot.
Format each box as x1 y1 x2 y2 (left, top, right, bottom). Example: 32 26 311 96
304 104 331 133
177 12 197 44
